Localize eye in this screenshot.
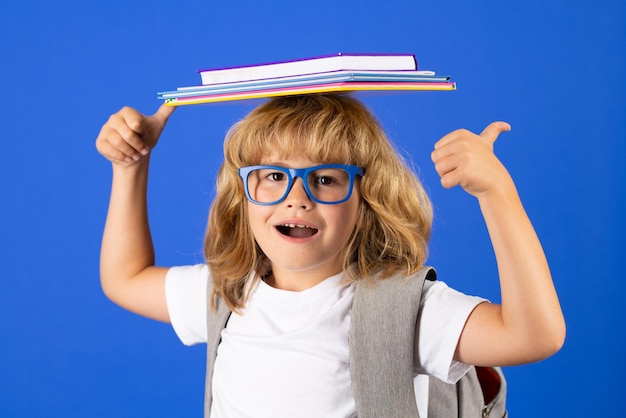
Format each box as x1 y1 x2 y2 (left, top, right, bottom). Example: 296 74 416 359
268 172 286 182
311 168 348 187
255 169 286 183
316 175 337 186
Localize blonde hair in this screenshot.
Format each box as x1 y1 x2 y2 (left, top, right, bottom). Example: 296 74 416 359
205 94 432 311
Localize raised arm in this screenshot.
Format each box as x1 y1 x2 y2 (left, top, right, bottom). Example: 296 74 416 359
96 104 175 322
431 122 566 366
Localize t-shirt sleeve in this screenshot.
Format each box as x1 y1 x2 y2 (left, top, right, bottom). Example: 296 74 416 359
165 264 209 345
413 280 487 383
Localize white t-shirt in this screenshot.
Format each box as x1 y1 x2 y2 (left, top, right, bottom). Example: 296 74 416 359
165 264 486 418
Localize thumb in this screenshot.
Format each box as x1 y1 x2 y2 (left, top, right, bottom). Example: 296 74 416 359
141 103 176 148
480 121 511 144
151 102 176 126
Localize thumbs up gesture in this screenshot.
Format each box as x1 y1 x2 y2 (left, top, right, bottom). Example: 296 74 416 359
96 104 176 166
431 122 513 198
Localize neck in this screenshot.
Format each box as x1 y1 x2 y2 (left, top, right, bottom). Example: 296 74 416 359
265 266 343 291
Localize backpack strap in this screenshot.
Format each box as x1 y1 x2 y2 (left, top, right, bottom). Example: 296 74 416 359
350 266 436 418
204 295 232 418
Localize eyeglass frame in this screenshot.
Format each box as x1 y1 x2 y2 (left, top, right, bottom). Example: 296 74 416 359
238 164 365 206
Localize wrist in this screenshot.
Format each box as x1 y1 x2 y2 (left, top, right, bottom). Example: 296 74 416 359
111 155 151 182
475 175 519 206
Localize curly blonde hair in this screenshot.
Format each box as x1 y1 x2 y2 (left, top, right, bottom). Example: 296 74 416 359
205 94 432 311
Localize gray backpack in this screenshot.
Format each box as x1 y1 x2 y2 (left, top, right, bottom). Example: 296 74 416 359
205 267 507 417
350 267 507 417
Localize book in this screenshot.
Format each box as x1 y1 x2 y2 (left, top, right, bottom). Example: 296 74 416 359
163 81 456 106
158 52 455 106
158 70 451 100
198 53 418 85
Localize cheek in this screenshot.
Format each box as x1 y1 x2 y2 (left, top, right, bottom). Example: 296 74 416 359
246 203 261 228
246 203 272 238
333 201 361 239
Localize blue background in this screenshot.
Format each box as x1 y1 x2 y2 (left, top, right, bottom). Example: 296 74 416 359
1 1 624 416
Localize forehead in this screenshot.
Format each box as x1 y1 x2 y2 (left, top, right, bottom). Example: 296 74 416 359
248 130 354 166
258 154 319 167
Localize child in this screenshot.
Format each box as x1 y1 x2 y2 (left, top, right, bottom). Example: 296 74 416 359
96 94 565 417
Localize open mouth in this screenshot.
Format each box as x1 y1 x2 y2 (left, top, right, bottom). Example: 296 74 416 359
276 224 319 238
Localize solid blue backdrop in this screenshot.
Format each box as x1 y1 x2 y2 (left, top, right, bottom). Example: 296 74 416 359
1 0 624 416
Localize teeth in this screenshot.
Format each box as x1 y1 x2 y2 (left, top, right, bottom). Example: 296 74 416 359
282 224 311 229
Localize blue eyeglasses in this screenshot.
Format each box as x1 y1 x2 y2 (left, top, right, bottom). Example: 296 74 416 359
238 164 364 205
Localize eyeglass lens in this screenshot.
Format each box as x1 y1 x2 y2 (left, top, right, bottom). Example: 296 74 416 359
245 167 353 204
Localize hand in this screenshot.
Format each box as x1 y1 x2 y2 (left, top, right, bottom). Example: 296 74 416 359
96 104 175 166
431 122 512 198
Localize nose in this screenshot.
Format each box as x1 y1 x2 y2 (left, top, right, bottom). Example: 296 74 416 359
284 177 312 209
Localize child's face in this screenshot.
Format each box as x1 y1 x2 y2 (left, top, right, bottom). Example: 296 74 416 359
246 154 361 291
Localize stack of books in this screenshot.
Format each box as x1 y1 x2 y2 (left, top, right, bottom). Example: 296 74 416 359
158 53 455 106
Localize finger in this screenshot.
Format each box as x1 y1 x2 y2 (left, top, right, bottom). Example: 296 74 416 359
114 121 150 155
439 167 462 189
117 106 147 137
97 128 143 163
104 114 149 156
433 128 468 150
96 134 133 164
108 130 146 160
432 152 460 178
479 121 511 144
431 140 457 163
431 132 472 164
99 141 136 165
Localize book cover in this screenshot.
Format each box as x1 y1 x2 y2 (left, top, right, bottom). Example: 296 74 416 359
198 53 418 85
